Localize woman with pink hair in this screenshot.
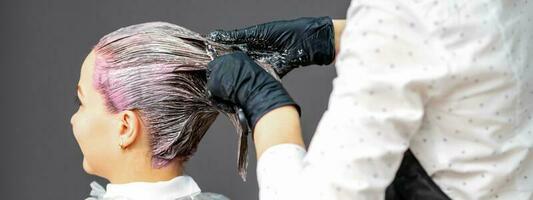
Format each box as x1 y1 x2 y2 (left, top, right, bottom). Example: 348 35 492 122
71 21 276 200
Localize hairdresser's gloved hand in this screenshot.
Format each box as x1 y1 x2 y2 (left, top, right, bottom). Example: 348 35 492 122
208 16 335 77
206 51 300 128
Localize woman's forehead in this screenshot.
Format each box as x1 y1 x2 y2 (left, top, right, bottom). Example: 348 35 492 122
79 51 96 94
82 51 95 79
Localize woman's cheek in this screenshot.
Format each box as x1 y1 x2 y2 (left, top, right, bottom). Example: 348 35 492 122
71 112 98 174
73 115 92 150
82 114 116 173
73 113 102 157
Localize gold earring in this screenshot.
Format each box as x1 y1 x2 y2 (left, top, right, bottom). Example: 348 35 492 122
119 138 125 149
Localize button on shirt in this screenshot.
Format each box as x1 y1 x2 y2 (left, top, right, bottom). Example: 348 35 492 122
257 0 533 199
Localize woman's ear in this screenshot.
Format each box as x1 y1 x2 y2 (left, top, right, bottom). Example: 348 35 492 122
117 110 143 149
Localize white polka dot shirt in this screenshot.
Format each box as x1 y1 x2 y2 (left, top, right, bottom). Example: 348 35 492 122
257 0 533 199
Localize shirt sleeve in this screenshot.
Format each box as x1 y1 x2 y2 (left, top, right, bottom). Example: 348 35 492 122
257 144 307 200
257 1 449 199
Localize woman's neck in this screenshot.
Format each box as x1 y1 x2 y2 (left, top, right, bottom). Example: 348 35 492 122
107 156 184 184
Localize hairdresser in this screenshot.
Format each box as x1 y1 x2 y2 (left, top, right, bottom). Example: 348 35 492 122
205 1 532 200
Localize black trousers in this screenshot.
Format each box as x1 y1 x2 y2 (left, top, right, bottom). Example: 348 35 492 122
385 150 451 200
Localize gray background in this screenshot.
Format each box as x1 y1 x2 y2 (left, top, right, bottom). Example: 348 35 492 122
0 0 350 199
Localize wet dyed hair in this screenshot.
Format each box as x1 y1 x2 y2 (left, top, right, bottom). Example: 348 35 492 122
92 22 278 179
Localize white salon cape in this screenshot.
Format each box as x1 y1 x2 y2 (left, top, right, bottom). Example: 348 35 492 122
85 175 229 200
257 0 533 199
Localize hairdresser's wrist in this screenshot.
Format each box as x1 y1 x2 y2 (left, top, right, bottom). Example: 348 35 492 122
332 19 346 54
243 86 301 130
253 105 305 158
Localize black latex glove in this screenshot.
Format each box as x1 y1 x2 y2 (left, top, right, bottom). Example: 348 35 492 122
207 51 300 128
208 16 335 77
